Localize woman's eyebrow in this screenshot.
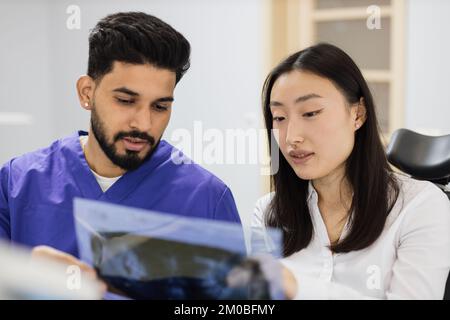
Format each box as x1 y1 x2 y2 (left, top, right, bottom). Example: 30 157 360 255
294 93 322 104
270 93 323 107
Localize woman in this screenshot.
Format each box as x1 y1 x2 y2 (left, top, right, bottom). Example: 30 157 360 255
252 43 450 299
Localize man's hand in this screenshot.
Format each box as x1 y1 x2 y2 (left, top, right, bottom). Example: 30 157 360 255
31 245 107 295
282 266 298 300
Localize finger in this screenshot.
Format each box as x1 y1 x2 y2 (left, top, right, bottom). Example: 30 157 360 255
32 246 98 278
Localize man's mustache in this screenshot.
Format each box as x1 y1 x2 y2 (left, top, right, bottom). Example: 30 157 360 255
114 131 155 146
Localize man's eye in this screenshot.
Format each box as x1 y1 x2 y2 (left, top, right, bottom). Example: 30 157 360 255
153 104 169 112
116 97 134 105
273 116 285 122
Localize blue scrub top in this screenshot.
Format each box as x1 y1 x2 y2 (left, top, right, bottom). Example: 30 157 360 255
0 131 241 257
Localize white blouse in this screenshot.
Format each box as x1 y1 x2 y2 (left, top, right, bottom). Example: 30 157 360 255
251 173 450 299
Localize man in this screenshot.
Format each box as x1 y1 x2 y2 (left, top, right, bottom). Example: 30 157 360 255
0 12 240 285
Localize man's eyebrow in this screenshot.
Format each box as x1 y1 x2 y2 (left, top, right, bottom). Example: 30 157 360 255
112 87 139 96
112 87 174 103
269 93 323 107
155 96 174 103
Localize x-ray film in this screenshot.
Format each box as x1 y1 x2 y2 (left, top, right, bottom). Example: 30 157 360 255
73 198 284 300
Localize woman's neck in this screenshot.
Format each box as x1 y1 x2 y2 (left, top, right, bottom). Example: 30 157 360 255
312 164 353 244
312 164 353 214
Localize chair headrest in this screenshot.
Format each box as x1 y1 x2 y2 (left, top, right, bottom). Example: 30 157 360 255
386 129 450 181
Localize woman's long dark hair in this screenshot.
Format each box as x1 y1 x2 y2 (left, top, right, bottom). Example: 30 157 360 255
263 43 400 255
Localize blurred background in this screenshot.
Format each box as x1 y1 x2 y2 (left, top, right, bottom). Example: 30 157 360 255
1 0 449 229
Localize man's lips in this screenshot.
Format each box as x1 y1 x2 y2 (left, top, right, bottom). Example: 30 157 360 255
121 137 149 152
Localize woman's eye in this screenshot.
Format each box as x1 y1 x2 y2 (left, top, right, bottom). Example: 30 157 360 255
273 116 285 122
116 97 134 105
303 110 322 118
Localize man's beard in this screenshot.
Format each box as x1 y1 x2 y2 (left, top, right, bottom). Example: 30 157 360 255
90 107 158 171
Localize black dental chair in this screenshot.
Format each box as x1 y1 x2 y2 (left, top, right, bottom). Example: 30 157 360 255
386 128 450 300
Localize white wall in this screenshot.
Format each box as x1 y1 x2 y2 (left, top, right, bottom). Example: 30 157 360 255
0 0 53 162
0 0 267 228
405 0 450 135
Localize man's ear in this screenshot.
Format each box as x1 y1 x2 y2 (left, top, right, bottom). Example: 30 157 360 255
76 75 96 110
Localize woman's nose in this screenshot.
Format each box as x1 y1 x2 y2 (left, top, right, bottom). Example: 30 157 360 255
285 120 305 146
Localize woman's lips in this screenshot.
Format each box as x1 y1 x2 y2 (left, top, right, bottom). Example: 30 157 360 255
122 137 148 152
289 152 315 165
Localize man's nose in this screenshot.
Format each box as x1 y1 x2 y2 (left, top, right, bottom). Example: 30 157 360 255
129 106 152 132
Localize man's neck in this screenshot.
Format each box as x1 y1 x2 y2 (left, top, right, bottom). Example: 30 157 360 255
82 131 125 178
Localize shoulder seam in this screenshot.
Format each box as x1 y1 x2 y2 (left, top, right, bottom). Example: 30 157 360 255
213 186 229 220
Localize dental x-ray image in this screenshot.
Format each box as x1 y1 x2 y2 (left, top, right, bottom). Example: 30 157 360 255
74 198 284 300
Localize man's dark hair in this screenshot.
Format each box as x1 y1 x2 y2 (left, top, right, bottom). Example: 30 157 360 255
87 12 190 83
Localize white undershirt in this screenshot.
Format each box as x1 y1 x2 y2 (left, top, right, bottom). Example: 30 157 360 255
251 173 450 299
79 135 122 192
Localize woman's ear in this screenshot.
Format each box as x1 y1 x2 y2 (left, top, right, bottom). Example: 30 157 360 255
353 97 367 130
76 75 95 111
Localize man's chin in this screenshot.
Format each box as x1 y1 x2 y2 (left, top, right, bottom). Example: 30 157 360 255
114 147 153 167
112 155 146 171
109 139 160 170
123 149 147 157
